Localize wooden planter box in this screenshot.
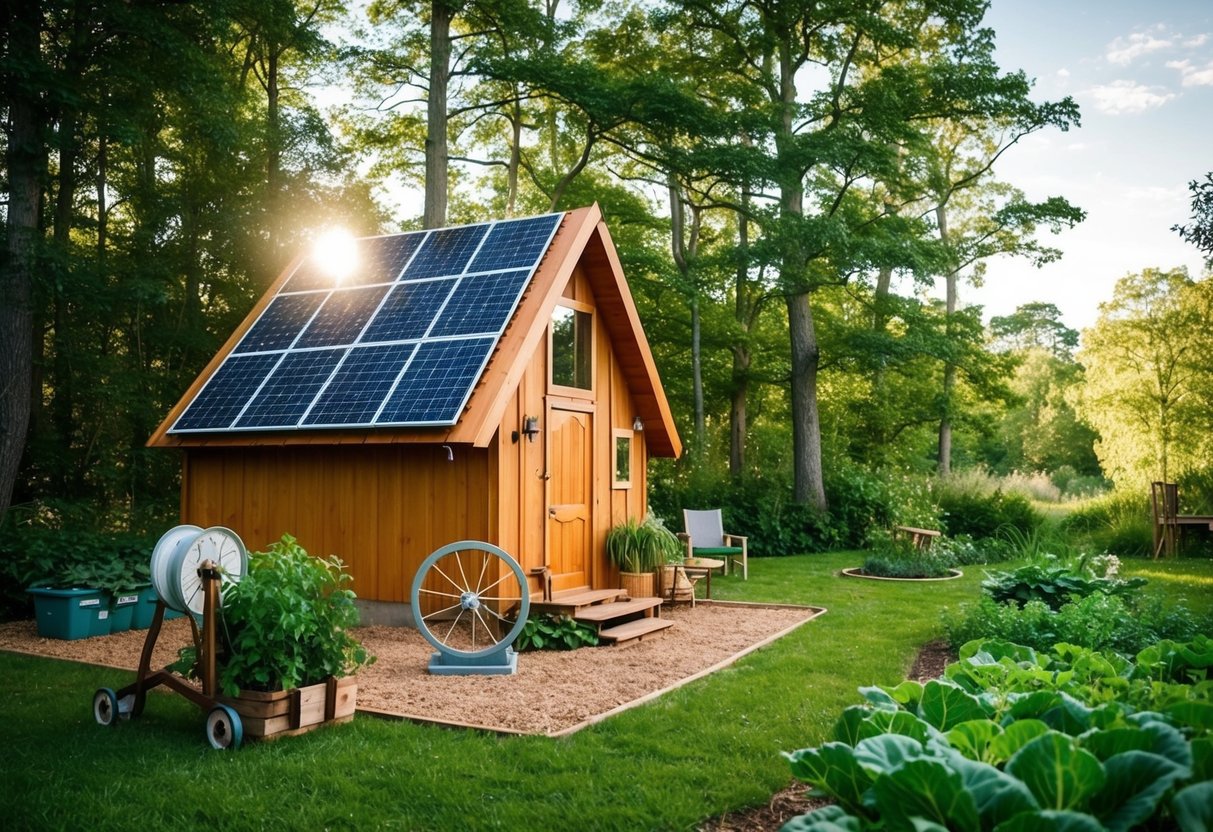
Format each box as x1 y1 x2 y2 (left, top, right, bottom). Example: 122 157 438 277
218 676 357 740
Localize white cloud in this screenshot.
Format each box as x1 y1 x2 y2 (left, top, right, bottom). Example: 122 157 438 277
1184 33 1209 48
1066 142 1087 151
1056 67 1071 79
1106 30 1173 65
1167 58 1213 87
1088 80 1176 114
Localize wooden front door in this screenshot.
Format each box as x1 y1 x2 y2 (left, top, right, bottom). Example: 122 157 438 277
547 406 592 592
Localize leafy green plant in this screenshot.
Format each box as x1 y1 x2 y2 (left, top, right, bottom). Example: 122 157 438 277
211 534 373 696
943 589 1213 656
515 614 598 651
981 554 1146 611
784 637 1213 831
862 530 955 578
606 513 682 573
1 525 154 619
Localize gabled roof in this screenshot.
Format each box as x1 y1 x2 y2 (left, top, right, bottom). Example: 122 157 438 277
148 204 682 458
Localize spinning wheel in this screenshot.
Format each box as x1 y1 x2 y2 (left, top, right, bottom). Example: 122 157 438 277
409 541 529 675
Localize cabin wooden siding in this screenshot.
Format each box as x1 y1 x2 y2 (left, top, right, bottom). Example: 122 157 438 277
180 443 493 603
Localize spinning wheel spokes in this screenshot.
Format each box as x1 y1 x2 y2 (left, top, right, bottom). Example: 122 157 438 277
409 541 530 664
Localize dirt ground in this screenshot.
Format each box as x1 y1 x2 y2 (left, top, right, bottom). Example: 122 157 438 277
0 608 951 831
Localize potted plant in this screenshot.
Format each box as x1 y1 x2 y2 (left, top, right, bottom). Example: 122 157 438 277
607 514 683 599
173 534 374 739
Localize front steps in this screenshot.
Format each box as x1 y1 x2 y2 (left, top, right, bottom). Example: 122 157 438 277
530 588 674 646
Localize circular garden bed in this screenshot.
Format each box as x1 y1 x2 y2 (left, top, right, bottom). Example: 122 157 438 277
840 567 963 582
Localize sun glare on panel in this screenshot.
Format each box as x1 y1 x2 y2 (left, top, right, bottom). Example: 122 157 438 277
313 228 358 284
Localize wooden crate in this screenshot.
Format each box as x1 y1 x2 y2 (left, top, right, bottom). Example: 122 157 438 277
218 676 357 740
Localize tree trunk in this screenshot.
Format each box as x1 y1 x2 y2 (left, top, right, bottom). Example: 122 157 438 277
424 1 451 229
0 0 44 523
265 44 281 271
668 177 704 456
788 292 827 509
730 151 752 477
506 95 521 217
777 36 826 509
936 203 957 475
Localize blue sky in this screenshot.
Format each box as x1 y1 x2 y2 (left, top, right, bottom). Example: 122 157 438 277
967 0 1213 331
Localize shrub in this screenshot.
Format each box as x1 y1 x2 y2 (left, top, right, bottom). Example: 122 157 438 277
1061 490 1152 557
515 614 598 651
0 524 153 621
981 554 1146 611
943 561 1213 655
935 478 1042 539
861 529 955 578
933 534 1015 566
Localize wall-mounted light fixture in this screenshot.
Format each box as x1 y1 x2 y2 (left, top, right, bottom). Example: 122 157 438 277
632 416 644 432
511 415 541 444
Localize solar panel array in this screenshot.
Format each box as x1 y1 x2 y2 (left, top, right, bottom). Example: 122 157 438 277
170 213 563 433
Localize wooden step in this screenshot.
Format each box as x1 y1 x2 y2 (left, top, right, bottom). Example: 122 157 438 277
531 588 628 616
551 588 628 606
598 617 674 645
572 596 663 623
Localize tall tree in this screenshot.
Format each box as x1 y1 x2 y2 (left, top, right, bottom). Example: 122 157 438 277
659 0 1079 507
1077 268 1211 488
1173 172 1213 267
0 0 46 524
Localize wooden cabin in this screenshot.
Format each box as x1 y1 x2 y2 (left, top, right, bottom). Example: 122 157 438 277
148 204 682 623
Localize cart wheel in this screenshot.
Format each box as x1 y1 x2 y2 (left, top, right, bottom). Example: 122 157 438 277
93 688 119 727
205 705 243 750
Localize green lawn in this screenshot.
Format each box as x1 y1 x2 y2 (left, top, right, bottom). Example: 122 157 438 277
0 552 1205 831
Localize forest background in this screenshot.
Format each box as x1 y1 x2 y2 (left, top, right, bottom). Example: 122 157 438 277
2 0 1212 561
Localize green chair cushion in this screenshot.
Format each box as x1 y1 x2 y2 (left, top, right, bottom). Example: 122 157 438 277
692 546 743 556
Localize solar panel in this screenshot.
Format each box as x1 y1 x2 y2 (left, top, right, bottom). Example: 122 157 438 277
296 286 388 348
430 269 530 338
232 294 324 354
169 212 563 434
303 343 416 426
375 337 496 425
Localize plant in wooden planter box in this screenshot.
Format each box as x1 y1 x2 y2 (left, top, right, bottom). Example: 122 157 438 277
607 514 682 598
173 534 374 739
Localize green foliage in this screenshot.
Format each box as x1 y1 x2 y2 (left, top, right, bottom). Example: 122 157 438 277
606 513 682 573
1060 491 1153 558
214 534 373 696
651 459 942 556
0 522 153 619
982 555 1147 611
515 614 598 652
943 587 1212 656
862 530 954 579
936 475 1043 540
785 637 1213 831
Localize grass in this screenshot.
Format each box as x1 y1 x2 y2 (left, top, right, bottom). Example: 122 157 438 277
0 551 1206 830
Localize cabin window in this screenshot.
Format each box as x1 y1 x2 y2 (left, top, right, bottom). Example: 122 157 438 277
551 305 592 390
613 431 632 489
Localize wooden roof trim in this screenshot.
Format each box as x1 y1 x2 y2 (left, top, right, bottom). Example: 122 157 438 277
466 206 601 447
583 220 682 458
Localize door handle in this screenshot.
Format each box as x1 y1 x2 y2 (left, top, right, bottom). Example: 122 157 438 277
548 508 557 517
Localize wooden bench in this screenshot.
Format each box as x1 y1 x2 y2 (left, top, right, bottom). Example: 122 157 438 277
893 525 941 551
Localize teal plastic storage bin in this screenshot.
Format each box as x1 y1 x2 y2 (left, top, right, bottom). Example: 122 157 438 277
108 590 142 632
27 587 109 640
131 585 158 629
